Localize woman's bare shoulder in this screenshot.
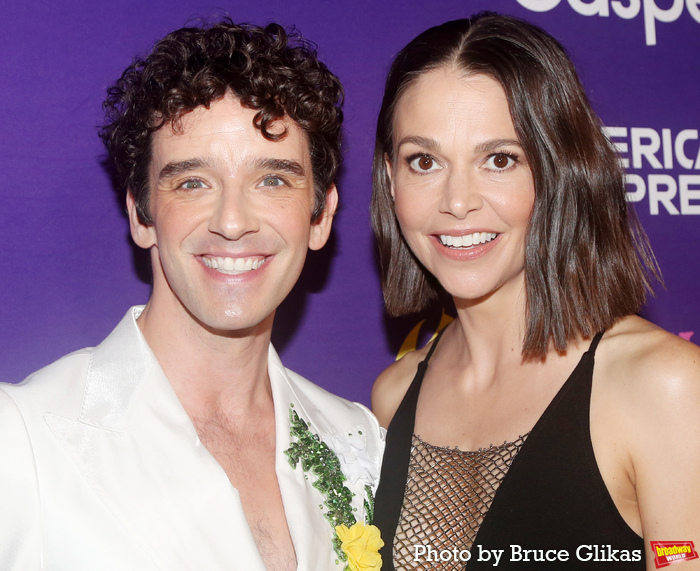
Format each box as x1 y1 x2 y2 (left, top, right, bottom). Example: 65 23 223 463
596 318 700 541
602 315 700 387
371 342 432 429
596 315 700 424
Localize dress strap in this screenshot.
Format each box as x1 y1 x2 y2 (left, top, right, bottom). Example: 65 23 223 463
586 331 605 356
373 325 447 571
424 326 446 363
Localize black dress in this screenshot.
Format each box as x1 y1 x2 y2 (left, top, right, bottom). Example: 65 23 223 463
374 332 645 569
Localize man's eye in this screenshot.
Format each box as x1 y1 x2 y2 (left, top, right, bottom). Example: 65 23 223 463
259 176 284 187
408 154 441 173
181 179 206 190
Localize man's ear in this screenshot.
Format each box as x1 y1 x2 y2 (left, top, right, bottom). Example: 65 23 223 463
126 191 156 249
385 154 395 200
308 185 339 251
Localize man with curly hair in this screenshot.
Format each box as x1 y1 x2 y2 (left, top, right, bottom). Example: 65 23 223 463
0 20 383 570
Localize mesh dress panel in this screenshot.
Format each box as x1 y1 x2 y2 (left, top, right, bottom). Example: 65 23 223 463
393 433 528 570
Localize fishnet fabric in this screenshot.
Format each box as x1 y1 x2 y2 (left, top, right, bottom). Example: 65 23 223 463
393 433 528 570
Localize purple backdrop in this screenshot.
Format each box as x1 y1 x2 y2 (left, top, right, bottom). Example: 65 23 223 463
1 0 698 405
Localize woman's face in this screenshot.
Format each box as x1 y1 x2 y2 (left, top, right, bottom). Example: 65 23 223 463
389 69 535 304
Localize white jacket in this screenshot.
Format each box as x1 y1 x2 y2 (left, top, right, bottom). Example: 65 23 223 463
0 307 384 570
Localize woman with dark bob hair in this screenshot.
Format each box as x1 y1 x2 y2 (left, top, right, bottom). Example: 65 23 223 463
371 12 700 570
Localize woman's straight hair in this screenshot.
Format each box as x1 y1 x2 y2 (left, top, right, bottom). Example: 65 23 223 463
372 12 660 359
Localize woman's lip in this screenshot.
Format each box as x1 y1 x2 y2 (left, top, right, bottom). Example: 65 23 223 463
435 231 499 248
434 228 498 236
431 233 501 260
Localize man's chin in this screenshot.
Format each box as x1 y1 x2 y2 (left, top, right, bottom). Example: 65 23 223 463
188 307 276 339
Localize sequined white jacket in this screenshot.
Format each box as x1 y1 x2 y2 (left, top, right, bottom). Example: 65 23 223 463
0 307 384 570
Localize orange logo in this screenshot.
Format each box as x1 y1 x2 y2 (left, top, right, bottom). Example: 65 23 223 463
651 541 698 568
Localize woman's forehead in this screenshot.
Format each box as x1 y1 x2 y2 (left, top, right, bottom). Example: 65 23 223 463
392 71 516 147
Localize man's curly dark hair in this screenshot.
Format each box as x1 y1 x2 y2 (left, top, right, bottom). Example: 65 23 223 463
100 19 343 223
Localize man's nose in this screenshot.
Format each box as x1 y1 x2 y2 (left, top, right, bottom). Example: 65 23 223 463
438 169 484 219
207 185 260 240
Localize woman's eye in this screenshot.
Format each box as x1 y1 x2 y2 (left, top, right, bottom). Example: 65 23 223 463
485 153 517 170
408 154 441 173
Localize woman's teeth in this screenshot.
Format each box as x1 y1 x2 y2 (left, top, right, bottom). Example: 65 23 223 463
439 232 497 248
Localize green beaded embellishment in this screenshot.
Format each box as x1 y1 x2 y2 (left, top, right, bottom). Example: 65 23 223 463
364 484 374 523
285 407 356 529
285 405 376 566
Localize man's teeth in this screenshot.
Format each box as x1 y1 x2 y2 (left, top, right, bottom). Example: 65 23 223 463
202 256 265 274
439 232 497 248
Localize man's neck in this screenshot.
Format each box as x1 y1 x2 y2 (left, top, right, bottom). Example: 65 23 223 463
135 297 275 422
135 300 296 569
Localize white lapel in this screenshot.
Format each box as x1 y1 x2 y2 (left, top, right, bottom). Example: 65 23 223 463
269 346 338 570
269 345 380 571
45 308 267 570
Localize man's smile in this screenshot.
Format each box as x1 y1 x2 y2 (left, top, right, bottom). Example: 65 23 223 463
200 254 267 274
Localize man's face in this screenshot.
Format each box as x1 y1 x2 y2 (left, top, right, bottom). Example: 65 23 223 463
128 93 336 335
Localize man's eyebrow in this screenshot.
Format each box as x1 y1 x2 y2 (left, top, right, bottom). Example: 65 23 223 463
253 157 306 177
158 158 213 181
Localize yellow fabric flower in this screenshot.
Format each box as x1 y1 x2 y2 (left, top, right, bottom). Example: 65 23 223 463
335 522 384 571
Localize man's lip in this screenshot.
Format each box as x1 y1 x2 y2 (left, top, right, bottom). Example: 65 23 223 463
198 253 269 274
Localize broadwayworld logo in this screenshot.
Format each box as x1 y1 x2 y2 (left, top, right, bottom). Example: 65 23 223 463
650 541 699 568
515 0 700 45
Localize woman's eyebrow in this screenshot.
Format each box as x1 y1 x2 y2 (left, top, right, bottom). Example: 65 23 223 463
474 138 522 153
396 136 522 154
396 135 440 153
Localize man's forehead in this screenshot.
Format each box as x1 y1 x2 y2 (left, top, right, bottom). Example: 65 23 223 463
158 94 305 143
149 95 312 173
